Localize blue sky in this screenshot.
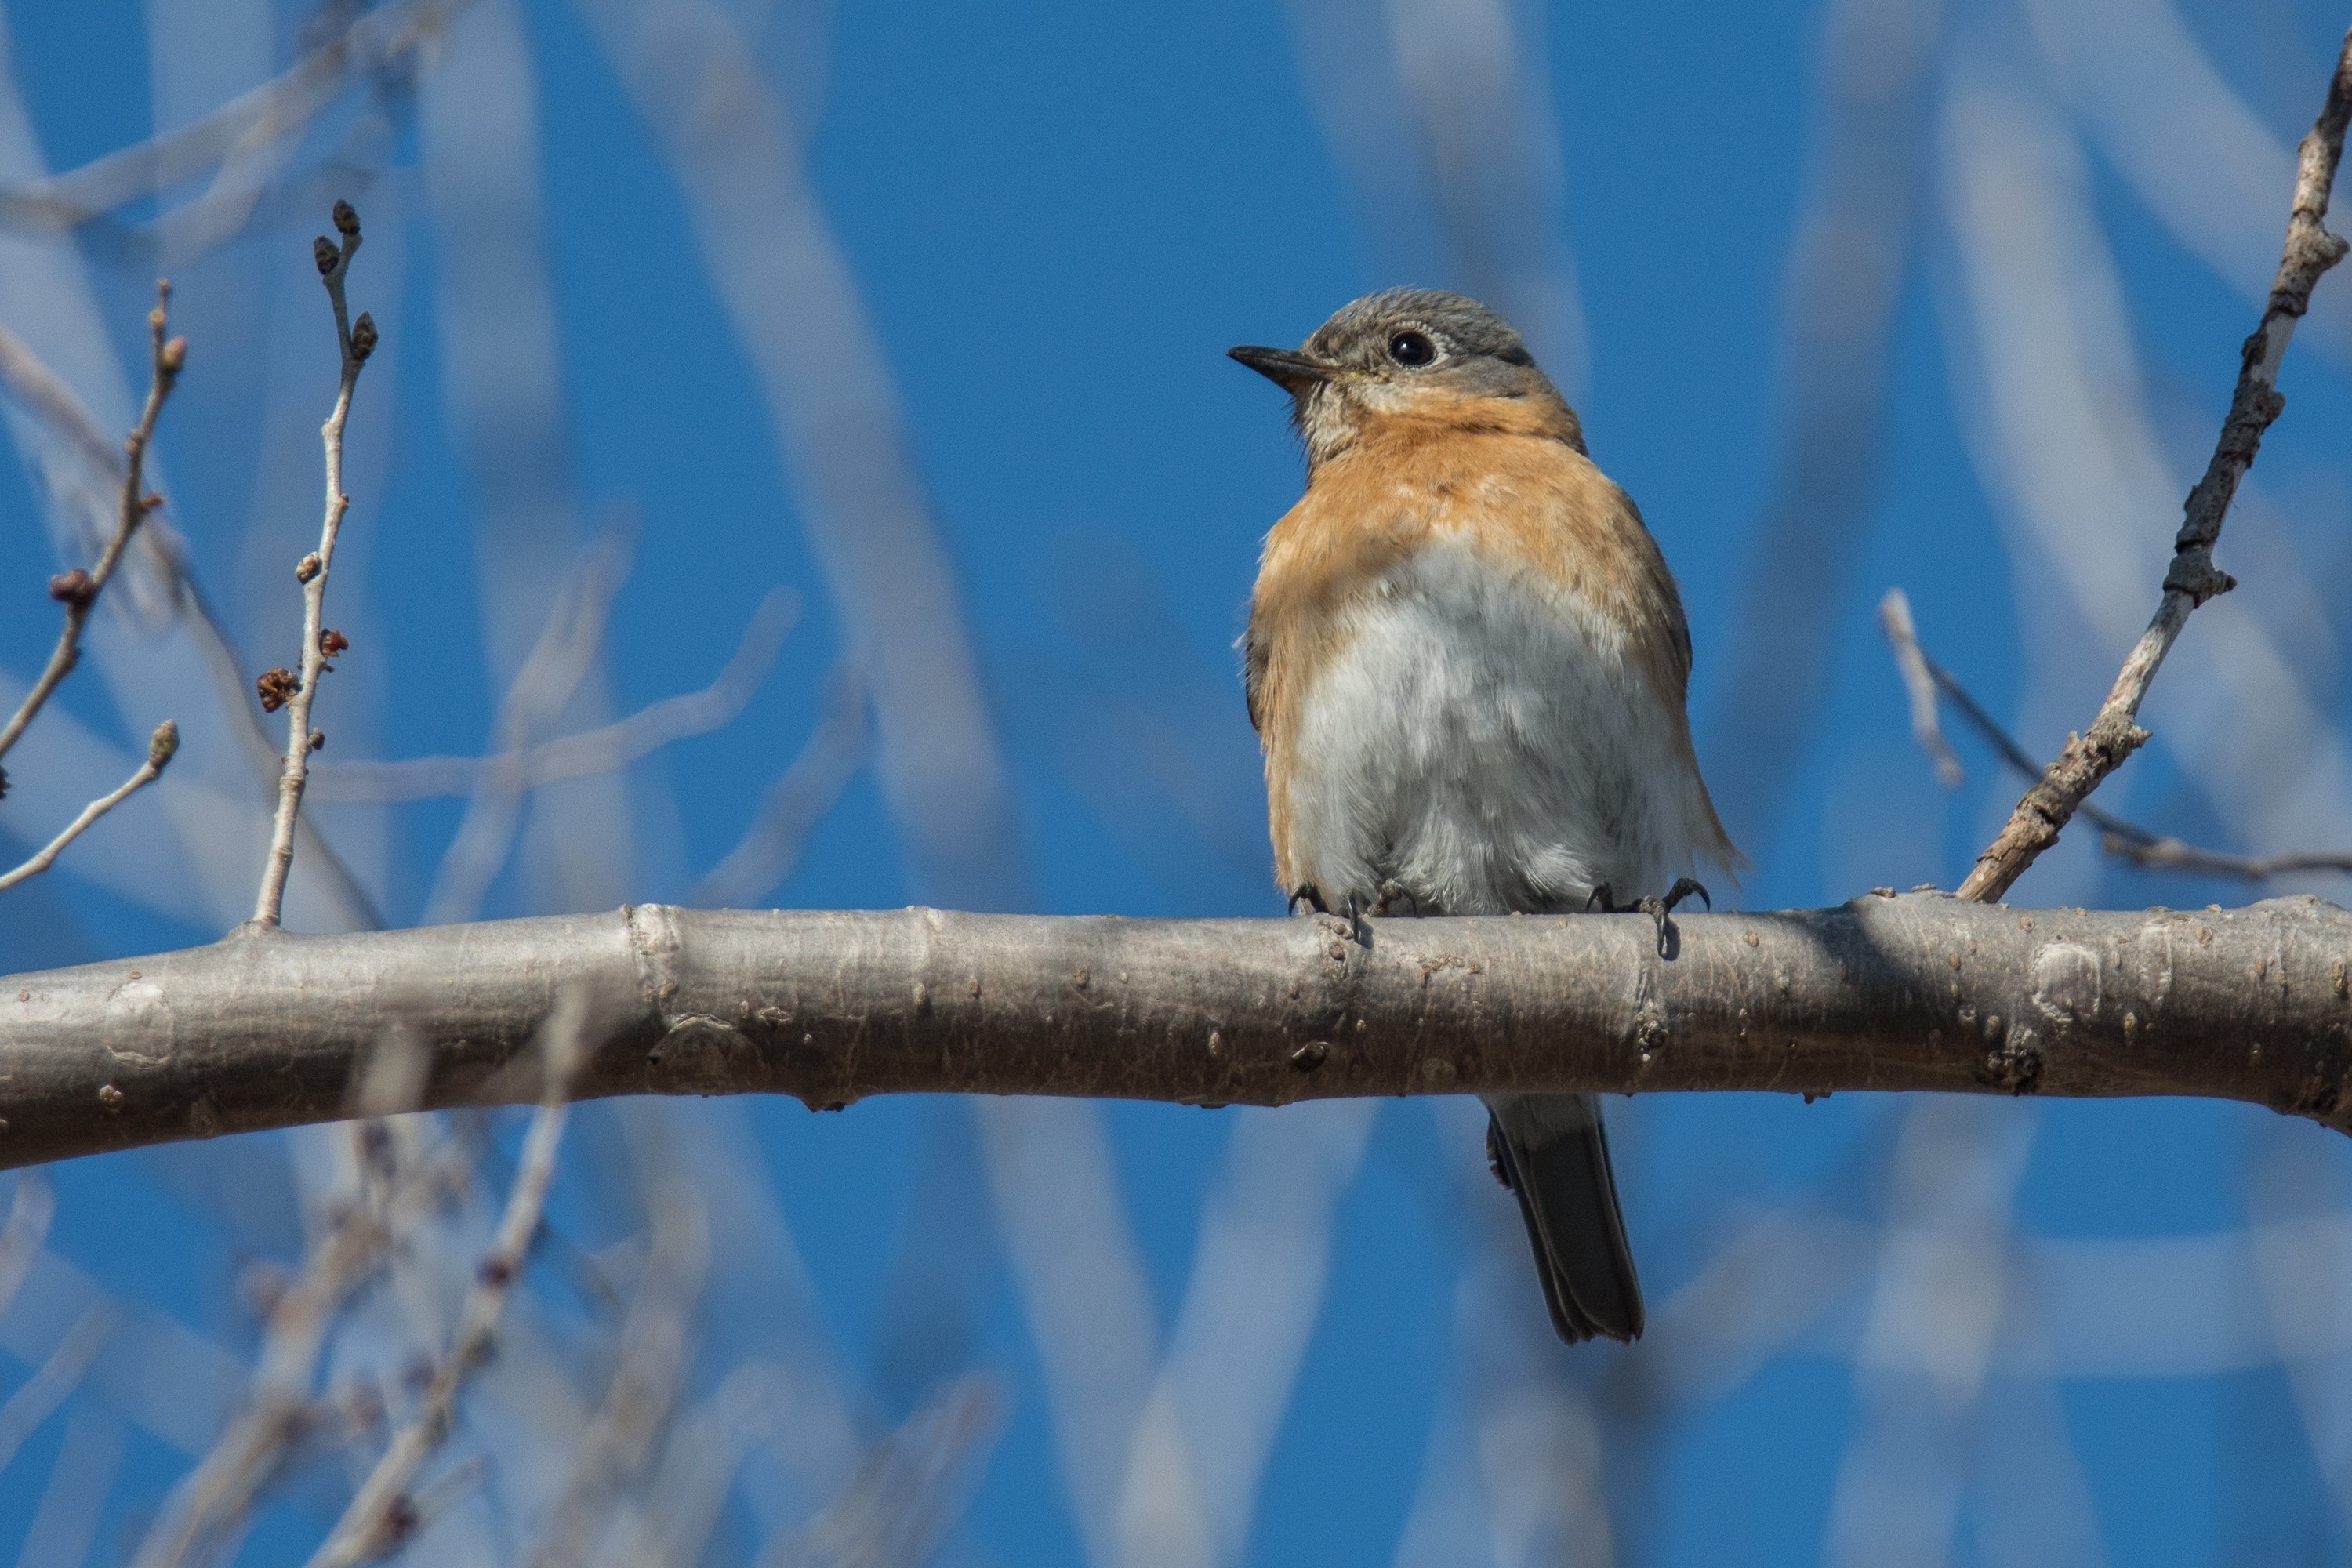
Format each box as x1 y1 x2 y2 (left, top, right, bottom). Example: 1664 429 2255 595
3 0 2352 1563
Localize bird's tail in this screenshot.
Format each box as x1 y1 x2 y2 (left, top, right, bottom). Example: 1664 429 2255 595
1483 1093 1645 1345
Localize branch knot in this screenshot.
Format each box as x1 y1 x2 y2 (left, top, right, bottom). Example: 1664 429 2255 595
2161 550 2237 604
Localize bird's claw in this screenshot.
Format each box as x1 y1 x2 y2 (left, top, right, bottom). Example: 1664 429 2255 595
1590 878 1709 955
1635 877 1710 956
1290 883 1370 946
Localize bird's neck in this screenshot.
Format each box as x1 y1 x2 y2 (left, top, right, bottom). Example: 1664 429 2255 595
1305 390 1587 473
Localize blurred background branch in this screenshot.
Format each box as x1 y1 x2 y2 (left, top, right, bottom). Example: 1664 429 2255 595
1706 0 1947 847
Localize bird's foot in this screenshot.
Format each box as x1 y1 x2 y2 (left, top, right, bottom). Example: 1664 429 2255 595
1638 877 1710 956
1588 877 1711 956
1290 882 1370 946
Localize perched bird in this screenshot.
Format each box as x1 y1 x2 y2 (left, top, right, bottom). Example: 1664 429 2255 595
1231 289 1743 1345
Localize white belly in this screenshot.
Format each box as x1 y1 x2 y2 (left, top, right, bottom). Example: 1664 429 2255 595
1283 541 1715 916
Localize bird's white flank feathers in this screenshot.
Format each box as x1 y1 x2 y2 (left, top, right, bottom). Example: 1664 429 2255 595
1283 538 1730 917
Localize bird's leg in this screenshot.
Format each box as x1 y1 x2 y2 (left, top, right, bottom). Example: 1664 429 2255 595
1635 877 1710 956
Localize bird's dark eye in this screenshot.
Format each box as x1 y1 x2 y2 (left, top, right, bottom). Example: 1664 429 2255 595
1387 329 1437 367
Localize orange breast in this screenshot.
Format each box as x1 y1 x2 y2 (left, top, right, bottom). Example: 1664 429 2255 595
1246 398 1729 894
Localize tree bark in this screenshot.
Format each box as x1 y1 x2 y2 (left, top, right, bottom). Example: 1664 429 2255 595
2 892 2349 1169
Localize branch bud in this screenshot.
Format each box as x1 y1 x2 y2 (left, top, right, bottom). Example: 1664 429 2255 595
296 553 322 584
320 629 350 657
350 313 379 363
314 236 339 276
332 198 361 238
47 568 93 606
147 719 180 769
256 668 297 713
308 729 325 753
160 336 187 376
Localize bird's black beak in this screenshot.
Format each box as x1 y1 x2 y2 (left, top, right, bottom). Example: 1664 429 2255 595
1228 344 1338 392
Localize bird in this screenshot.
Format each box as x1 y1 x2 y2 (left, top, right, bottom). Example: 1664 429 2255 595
1229 289 1743 1345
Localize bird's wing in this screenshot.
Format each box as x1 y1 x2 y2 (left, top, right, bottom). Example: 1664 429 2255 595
1240 619 1269 736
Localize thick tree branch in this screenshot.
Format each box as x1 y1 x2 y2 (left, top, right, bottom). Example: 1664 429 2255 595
5 895 2352 1171
1958 26 2352 902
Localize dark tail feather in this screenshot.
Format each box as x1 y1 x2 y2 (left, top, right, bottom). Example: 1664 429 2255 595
1486 1095 1644 1344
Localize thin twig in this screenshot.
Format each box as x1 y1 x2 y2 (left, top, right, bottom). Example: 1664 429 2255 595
399 1457 488 1544
521 1171 710 1568
253 201 376 929
1876 590 1963 789
692 659 868 909
755 1375 1004 1568
0 1174 55 1321
622 1363 797 1568
421 527 640 925
0 0 466 234
2094 834 2352 878
15 1406 126 1568
129 1038 463 1568
0 315 211 630
0 720 179 892
0 321 129 495
1956 27 2352 902
1703 0 1944 835
302 992 590 1568
131 1192 395 1568
309 587 798 804
0 1302 120 1473
1880 588 2352 882
0 285 182 770
0 314 383 929
575 0 1022 909
142 101 310 266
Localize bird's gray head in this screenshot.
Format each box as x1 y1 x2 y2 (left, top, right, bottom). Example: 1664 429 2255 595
1229 289 1578 467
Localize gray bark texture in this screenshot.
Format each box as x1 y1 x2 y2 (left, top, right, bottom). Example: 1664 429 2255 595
2 892 2350 1169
